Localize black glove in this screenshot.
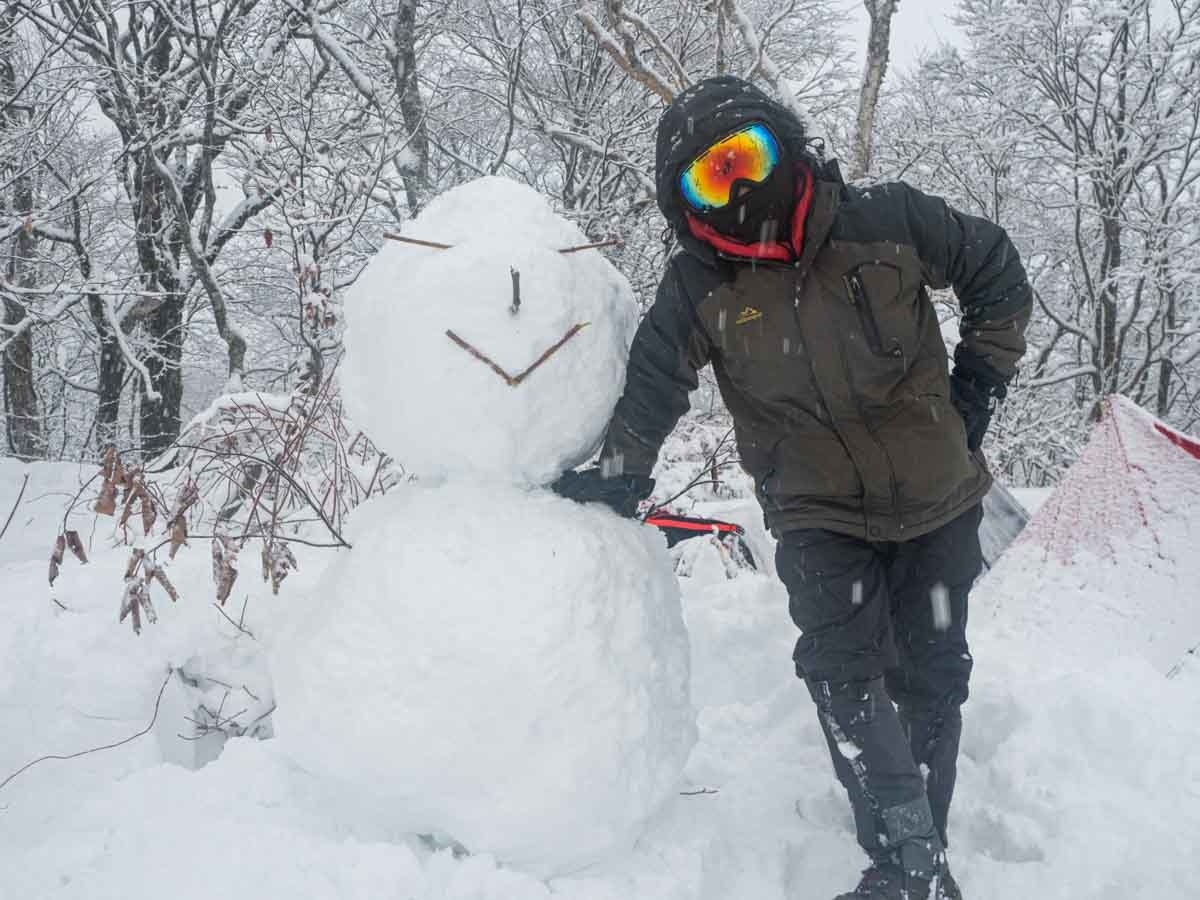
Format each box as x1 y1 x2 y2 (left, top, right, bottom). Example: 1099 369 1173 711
551 467 655 519
949 369 1006 452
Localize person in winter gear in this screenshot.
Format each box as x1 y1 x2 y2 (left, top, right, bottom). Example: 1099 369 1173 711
555 75 1031 900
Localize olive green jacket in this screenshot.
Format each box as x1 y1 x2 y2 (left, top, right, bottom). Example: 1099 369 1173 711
603 175 1031 542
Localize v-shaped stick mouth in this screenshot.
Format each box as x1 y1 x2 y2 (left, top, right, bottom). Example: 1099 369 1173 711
383 232 621 255
445 323 590 387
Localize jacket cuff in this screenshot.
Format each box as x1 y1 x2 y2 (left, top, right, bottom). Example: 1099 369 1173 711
952 344 1007 389
599 418 660 477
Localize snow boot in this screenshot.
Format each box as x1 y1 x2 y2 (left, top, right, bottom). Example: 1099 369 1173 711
833 853 960 900
936 865 962 900
834 858 927 900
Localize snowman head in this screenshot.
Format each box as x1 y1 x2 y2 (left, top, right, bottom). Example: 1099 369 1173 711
341 177 639 486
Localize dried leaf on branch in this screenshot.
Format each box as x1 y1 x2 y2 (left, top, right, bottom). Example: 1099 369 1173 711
48 534 65 586
119 576 156 635
168 481 199 524
152 566 180 603
140 492 157 536
64 531 88 564
261 541 298 595
124 547 145 579
118 479 139 529
100 447 116 481
169 516 189 560
95 480 117 517
143 558 180 603
212 535 240 606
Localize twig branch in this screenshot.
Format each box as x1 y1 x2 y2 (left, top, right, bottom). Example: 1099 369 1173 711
383 233 621 254
381 232 452 250
720 0 804 121
213 601 257 639
0 668 173 796
577 7 677 103
559 239 623 254
643 426 737 518
445 323 590 387
0 474 29 543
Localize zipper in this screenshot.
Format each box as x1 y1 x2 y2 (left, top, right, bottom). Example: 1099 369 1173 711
843 271 887 355
844 269 905 362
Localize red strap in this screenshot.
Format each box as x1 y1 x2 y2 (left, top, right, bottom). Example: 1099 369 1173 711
1155 423 1200 461
644 515 743 535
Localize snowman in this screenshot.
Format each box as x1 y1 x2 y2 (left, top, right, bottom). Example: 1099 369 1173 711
272 177 696 876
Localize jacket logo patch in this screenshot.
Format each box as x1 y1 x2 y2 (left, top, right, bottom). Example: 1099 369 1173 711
735 306 763 325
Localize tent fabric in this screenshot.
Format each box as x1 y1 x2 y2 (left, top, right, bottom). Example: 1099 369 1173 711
1017 395 1200 565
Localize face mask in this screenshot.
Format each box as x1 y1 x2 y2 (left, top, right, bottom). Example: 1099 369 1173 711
678 122 794 245
694 163 796 245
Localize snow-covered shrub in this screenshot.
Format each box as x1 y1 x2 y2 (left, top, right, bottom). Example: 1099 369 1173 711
48 370 397 632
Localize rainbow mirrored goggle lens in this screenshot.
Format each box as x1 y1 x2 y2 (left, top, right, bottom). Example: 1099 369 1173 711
679 123 782 212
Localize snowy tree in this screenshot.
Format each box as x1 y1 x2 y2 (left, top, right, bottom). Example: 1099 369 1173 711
875 0 1200 483
0 0 427 459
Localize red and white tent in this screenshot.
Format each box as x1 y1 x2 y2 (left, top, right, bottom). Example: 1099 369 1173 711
981 396 1200 676
1017 395 1200 563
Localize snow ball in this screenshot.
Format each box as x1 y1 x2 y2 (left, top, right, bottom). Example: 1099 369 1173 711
340 176 639 485
836 739 863 760
271 481 696 876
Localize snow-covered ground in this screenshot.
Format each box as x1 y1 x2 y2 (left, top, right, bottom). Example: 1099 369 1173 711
2 430 1198 898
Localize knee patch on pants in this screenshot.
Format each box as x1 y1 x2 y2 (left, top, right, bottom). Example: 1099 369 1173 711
881 795 936 846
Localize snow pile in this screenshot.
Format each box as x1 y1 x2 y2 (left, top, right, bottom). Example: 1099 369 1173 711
2 444 1199 898
339 176 639 485
0 459 299 824
272 481 695 875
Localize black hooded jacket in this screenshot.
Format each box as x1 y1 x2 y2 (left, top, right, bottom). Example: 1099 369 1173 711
602 77 1032 542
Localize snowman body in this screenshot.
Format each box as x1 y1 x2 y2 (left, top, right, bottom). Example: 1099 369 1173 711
273 178 696 875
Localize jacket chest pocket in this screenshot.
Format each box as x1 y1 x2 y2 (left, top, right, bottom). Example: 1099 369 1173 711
712 279 806 371
842 262 922 366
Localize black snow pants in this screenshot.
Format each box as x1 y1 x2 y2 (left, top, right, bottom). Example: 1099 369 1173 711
775 503 984 857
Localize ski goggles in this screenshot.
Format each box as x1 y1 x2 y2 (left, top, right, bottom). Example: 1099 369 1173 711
679 123 782 212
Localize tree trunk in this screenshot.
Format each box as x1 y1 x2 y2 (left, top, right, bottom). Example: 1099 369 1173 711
2 185 44 459
1156 279 1176 419
1099 213 1120 394
138 296 185 458
2 298 42 459
390 0 431 214
1 14 43 459
850 0 897 181
86 294 126 453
